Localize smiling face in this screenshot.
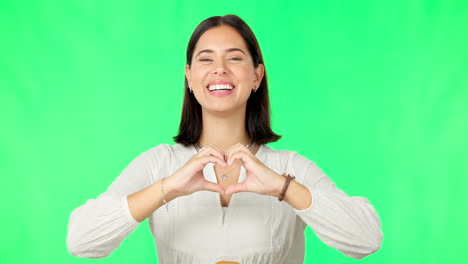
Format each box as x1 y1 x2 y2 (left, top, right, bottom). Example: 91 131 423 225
185 25 264 113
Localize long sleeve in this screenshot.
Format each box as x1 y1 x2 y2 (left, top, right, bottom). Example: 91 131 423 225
66 145 165 258
286 151 383 259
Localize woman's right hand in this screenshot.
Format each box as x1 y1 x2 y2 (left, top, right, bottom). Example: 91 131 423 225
165 146 228 198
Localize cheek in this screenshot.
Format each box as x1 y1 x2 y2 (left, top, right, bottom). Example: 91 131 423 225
190 68 210 83
234 67 255 83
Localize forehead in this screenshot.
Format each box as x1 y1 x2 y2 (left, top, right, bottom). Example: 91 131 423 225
194 25 248 52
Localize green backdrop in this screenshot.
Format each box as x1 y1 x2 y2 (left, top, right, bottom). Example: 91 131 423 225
1 0 467 263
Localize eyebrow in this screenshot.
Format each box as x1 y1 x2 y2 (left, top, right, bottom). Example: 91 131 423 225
195 48 246 58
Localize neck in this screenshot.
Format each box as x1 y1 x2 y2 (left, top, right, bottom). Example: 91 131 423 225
198 107 251 152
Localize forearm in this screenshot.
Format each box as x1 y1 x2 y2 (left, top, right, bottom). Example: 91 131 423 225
289 176 382 258
273 173 382 258
67 196 140 257
283 180 313 210
127 176 181 222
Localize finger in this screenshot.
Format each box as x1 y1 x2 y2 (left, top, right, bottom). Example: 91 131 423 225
225 143 242 156
227 151 250 166
201 155 227 168
225 182 246 195
225 143 245 161
200 146 226 162
203 181 226 194
226 145 255 165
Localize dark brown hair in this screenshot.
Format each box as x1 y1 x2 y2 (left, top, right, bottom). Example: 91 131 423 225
173 14 281 146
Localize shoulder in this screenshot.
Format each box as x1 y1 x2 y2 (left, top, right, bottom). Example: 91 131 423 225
143 142 194 163
261 144 326 185
260 144 316 171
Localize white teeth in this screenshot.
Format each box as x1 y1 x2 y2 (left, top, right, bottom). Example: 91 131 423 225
208 84 234 91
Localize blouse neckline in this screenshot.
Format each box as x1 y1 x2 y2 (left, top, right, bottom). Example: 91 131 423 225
191 143 264 157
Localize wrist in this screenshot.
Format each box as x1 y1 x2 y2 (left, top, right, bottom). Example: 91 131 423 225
161 176 183 202
277 173 296 202
272 173 286 198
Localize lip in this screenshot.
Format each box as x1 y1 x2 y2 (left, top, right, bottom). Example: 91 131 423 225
209 89 234 97
206 79 235 97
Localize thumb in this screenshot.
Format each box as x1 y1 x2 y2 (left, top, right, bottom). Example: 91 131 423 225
203 181 225 194
225 183 246 196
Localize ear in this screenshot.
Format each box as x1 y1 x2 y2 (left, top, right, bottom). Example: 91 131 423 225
254 64 265 88
185 64 191 85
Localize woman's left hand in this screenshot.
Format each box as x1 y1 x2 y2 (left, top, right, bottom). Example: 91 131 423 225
223 143 285 197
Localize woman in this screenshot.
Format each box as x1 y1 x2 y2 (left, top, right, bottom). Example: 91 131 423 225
67 15 383 263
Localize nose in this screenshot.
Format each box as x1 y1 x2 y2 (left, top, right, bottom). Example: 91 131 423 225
213 59 227 75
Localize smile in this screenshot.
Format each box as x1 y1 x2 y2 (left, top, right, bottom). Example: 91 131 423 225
208 84 234 91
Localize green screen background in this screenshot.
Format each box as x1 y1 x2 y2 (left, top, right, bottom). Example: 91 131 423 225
1 0 467 263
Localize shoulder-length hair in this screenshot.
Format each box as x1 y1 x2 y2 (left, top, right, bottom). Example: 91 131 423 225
173 14 281 147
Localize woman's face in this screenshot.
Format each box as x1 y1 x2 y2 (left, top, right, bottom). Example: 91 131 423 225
185 25 264 113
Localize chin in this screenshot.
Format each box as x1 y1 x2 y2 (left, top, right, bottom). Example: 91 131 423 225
203 104 241 114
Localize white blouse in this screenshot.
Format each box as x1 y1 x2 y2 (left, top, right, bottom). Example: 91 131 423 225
67 143 383 263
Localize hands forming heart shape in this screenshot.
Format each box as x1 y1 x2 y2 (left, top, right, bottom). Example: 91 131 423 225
220 143 284 197
167 143 285 199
